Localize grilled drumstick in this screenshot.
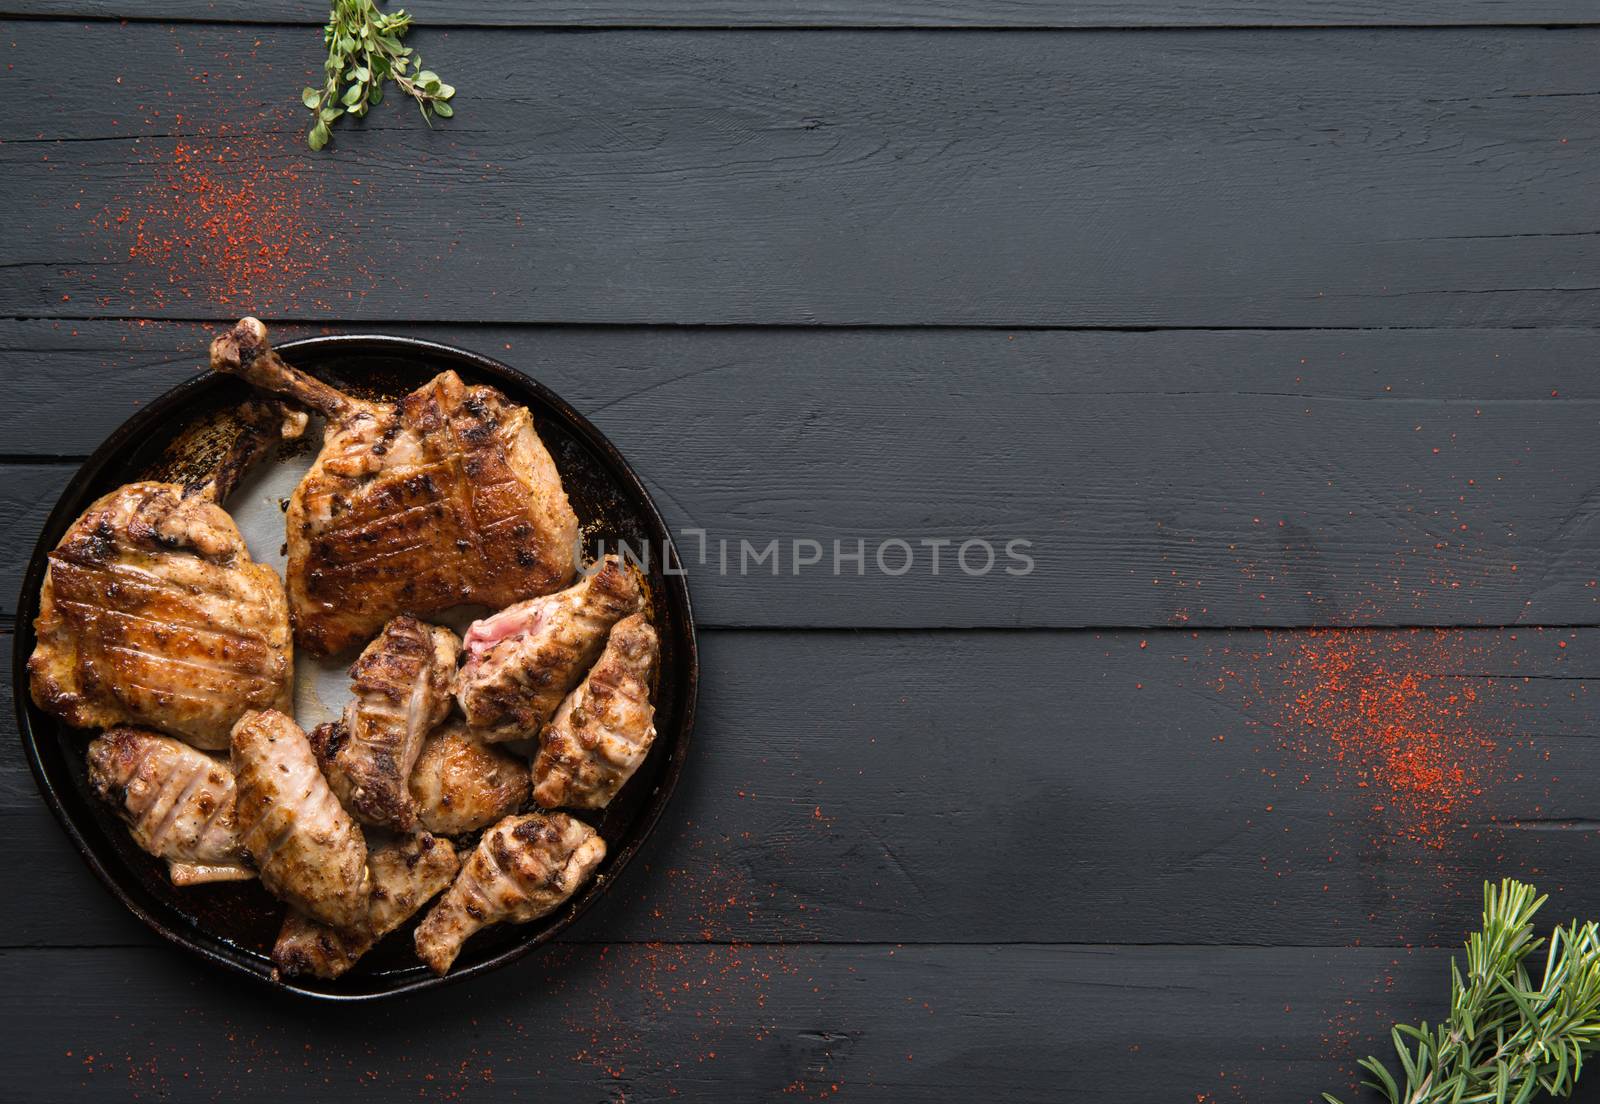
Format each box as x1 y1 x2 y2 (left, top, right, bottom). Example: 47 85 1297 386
533 613 659 809
409 722 530 836
29 401 302 749
86 727 253 885
273 833 459 980
310 616 460 831
231 709 370 929
209 317 580 656
414 812 605 975
456 556 643 742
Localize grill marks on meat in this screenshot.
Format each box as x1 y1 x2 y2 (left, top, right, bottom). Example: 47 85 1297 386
210 317 580 656
273 833 459 980
231 709 370 929
456 556 643 742
415 812 604 976
310 616 460 831
29 402 301 749
86 727 253 886
533 613 659 810
409 722 530 836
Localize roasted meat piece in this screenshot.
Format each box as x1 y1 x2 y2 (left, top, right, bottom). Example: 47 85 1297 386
273 833 459 980
310 616 460 831
409 722 530 836
456 555 643 742
86 726 253 886
414 812 605 975
210 317 580 656
29 401 302 749
533 613 659 810
231 709 370 929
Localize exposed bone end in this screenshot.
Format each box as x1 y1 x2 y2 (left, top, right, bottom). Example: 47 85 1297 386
210 316 269 376
233 398 309 443
209 316 353 418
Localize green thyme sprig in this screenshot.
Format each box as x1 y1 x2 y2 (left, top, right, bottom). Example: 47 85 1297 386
1326 879 1600 1104
301 0 456 151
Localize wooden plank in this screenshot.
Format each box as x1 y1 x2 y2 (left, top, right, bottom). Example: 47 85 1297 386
3 0 1596 26
4 25 1598 328
0 941 1493 1103
9 626 1600 949
4 320 1600 629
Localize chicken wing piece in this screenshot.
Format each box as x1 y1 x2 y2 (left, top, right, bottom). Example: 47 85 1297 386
533 613 659 810
455 555 643 742
231 709 370 929
29 400 302 749
86 726 253 886
273 832 459 980
414 812 605 975
210 317 580 656
409 722 530 836
310 616 460 831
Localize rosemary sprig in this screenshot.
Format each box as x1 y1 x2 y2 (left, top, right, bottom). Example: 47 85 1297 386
301 0 456 151
1326 879 1600 1104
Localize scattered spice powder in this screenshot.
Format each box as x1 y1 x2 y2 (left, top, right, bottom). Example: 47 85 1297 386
1270 628 1505 848
90 119 373 313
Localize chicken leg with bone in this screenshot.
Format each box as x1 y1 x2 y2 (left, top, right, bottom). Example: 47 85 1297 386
209 317 580 656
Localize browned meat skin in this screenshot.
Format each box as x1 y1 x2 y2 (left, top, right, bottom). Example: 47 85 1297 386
86 726 253 885
310 616 460 831
231 709 370 929
273 833 459 980
409 722 530 836
455 556 643 742
414 812 604 976
28 402 302 749
210 317 580 656
533 613 659 810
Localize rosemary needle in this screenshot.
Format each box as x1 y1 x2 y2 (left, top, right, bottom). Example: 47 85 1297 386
1326 879 1600 1104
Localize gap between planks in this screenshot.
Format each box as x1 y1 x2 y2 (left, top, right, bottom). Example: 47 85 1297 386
1 13 1597 29
9 315 1600 335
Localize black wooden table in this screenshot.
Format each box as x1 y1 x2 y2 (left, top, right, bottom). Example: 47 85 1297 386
4 3 1599 1101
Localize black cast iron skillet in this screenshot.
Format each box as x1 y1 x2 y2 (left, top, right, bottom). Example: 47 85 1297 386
12 333 697 1000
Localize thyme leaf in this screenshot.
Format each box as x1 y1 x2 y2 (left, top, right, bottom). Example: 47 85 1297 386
303 0 457 150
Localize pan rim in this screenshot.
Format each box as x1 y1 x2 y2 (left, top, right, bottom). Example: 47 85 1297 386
11 331 699 1001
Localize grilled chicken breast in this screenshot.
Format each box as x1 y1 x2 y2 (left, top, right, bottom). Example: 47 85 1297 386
29 401 301 749
210 317 580 656
414 812 604 975
231 709 370 929
533 613 659 810
273 833 459 980
456 556 643 742
311 616 460 831
86 727 253 886
409 722 530 836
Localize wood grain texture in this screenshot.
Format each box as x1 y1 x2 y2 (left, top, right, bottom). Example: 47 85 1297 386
4 0 1597 26
5 25 1598 327
9 627 1600 950
0 941 1494 1104
3 321 1599 629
